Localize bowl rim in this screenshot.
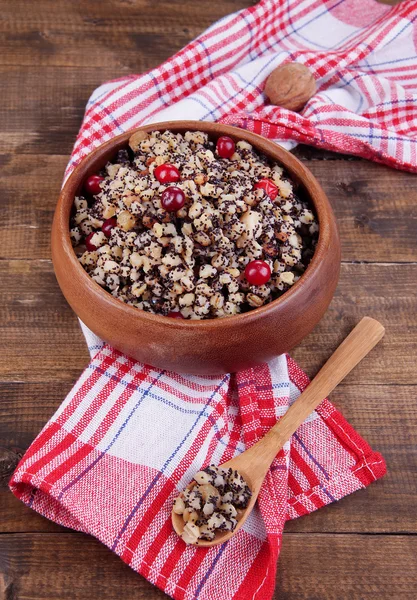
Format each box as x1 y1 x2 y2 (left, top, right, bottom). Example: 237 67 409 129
57 120 333 330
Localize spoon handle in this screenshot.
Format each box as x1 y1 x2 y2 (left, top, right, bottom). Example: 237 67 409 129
252 317 385 468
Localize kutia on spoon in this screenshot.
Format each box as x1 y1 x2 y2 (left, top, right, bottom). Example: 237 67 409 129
172 317 385 546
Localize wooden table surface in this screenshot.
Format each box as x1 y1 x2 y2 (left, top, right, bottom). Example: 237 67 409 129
1 1 416 598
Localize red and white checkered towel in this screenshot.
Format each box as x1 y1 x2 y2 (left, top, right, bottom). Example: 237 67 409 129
64 0 417 176
10 1 392 598
10 344 386 600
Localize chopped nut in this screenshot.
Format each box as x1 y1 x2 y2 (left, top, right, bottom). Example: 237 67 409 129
131 282 147 297
194 173 207 185
199 265 217 279
280 271 295 285
247 293 264 308
117 210 136 231
72 128 318 320
210 293 224 310
129 129 148 151
275 231 289 242
173 496 186 515
181 522 200 545
175 466 252 544
188 201 204 220
179 293 195 307
194 231 211 247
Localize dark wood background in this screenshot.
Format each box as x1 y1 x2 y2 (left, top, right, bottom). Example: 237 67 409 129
1 1 416 598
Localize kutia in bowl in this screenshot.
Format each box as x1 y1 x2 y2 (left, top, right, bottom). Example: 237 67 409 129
70 128 319 320
52 121 341 374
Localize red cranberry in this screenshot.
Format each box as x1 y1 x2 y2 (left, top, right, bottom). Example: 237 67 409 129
102 217 117 238
85 232 98 251
245 260 271 286
254 178 278 201
154 163 180 184
84 175 104 196
161 187 186 212
167 311 184 319
216 136 235 159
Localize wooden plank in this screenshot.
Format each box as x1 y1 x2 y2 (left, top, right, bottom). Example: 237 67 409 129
1 382 415 534
305 161 417 263
0 260 90 382
0 532 167 600
1 1 251 69
0 0 410 597
0 532 415 599
1 154 416 261
1 260 415 383
277 533 417 600
0 155 68 260
0 66 114 156
291 262 417 384
0 0 251 158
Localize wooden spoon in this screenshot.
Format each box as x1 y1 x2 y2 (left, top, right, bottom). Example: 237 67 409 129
172 317 385 546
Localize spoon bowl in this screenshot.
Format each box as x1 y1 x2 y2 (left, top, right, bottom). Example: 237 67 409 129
171 458 260 547
172 317 385 546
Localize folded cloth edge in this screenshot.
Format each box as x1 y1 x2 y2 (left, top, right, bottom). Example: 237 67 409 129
9 351 386 600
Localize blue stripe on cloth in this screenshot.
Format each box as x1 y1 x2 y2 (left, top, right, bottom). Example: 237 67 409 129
293 432 331 480
318 93 336 106
334 70 392 118
197 40 214 78
335 70 375 90
241 14 255 60
368 119 375 147
28 487 37 508
84 364 228 416
355 83 364 114
199 54 279 120
383 10 417 50
363 57 376 75
321 485 337 503
94 102 125 133
87 86 114 108
255 382 290 393
353 132 417 143
373 97 417 108
149 72 170 107
234 71 264 95
187 95 215 114
284 0 363 51
354 55 417 68
88 344 104 353
111 375 229 551
237 380 289 391
270 464 287 472
57 369 166 499
193 543 227 599
263 0 356 55
299 104 327 144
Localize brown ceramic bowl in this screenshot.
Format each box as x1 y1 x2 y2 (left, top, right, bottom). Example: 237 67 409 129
52 121 340 375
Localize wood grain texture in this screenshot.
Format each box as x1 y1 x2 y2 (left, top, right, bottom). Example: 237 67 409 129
2 155 416 262
1 0 415 598
2 261 416 383
0 533 416 600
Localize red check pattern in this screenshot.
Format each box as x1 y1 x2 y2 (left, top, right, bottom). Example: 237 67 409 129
64 0 417 176
10 348 386 600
